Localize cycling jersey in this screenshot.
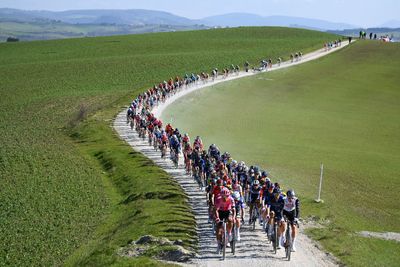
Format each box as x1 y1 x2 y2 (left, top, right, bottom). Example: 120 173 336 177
215 195 234 212
262 189 275 206
268 195 285 220
249 185 261 203
161 134 168 143
234 197 245 218
283 197 300 222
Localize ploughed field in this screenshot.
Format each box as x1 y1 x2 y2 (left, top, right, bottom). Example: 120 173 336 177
0 27 339 266
161 40 400 267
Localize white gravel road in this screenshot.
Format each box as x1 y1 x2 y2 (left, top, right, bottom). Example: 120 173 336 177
113 40 351 266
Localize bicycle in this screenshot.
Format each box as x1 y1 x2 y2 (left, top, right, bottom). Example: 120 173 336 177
160 143 167 159
284 216 299 261
230 221 236 255
170 148 179 168
153 136 158 151
219 217 235 260
272 220 278 254
266 212 278 254
148 131 153 146
250 202 260 230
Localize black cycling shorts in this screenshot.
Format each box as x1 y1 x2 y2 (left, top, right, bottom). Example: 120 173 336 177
283 209 296 223
218 210 232 222
250 194 259 203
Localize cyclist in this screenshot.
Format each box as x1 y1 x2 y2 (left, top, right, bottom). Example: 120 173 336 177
165 123 173 137
173 128 182 143
282 189 300 251
160 130 169 157
277 57 282 66
208 144 220 161
232 191 245 241
182 133 190 145
182 141 193 174
248 179 262 225
206 179 217 222
244 61 250 72
261 182 274 231
169 134 181 154
267 189 285 249
193 136 204 151
214 187 235 253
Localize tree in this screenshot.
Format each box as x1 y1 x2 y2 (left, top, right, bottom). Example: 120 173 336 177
6 37 19 42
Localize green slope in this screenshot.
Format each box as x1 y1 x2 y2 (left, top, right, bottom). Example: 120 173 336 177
0 27 339 266
161 40 400 266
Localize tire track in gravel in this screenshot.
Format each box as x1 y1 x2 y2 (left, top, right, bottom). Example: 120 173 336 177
113 41 351 266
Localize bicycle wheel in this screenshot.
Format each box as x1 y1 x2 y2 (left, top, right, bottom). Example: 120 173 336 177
251 208 256 231
222 222 227 260
273 222 278 254
231 223 235 255
285 225 292 260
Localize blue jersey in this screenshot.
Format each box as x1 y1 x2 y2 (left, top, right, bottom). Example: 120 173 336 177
249 185 261 203
234 197 245 217
268 195 285 220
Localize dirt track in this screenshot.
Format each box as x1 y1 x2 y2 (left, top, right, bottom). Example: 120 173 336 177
113 41 351 266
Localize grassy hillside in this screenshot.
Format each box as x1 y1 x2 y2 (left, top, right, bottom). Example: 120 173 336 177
0 27 339 266
161 40 400 266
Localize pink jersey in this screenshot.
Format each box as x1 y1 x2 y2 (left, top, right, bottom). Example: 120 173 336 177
215 195 234 211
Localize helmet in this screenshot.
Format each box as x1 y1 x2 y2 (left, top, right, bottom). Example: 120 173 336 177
273 187 281 194
221 187 230 197
252 180 260 186
184 133 188 137
287 190 295 198
217 179 223 186
232 191 240 200
261 171 268 177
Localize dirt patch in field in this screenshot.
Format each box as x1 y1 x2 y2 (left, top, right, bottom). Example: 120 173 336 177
358 231 400 242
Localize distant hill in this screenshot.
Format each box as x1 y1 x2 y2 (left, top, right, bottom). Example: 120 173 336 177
0 8 194 25
0 8 207 41
198 13 358 30
3 8 398 42
379 20 400 28
0 8 358 30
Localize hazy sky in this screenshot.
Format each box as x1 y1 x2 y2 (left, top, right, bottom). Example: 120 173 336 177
1 0 399 27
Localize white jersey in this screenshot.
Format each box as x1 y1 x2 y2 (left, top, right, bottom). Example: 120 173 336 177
283 197 298 212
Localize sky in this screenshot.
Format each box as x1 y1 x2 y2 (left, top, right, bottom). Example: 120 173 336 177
1 0 399 27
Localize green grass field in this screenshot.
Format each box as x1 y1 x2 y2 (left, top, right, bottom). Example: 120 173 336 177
161 40 400 266
0 27 338 266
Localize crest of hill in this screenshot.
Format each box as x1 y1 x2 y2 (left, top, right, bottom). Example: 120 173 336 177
197 12 358 30
0 8 194 25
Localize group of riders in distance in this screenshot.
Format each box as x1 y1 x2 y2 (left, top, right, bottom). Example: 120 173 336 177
126 55 303 260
